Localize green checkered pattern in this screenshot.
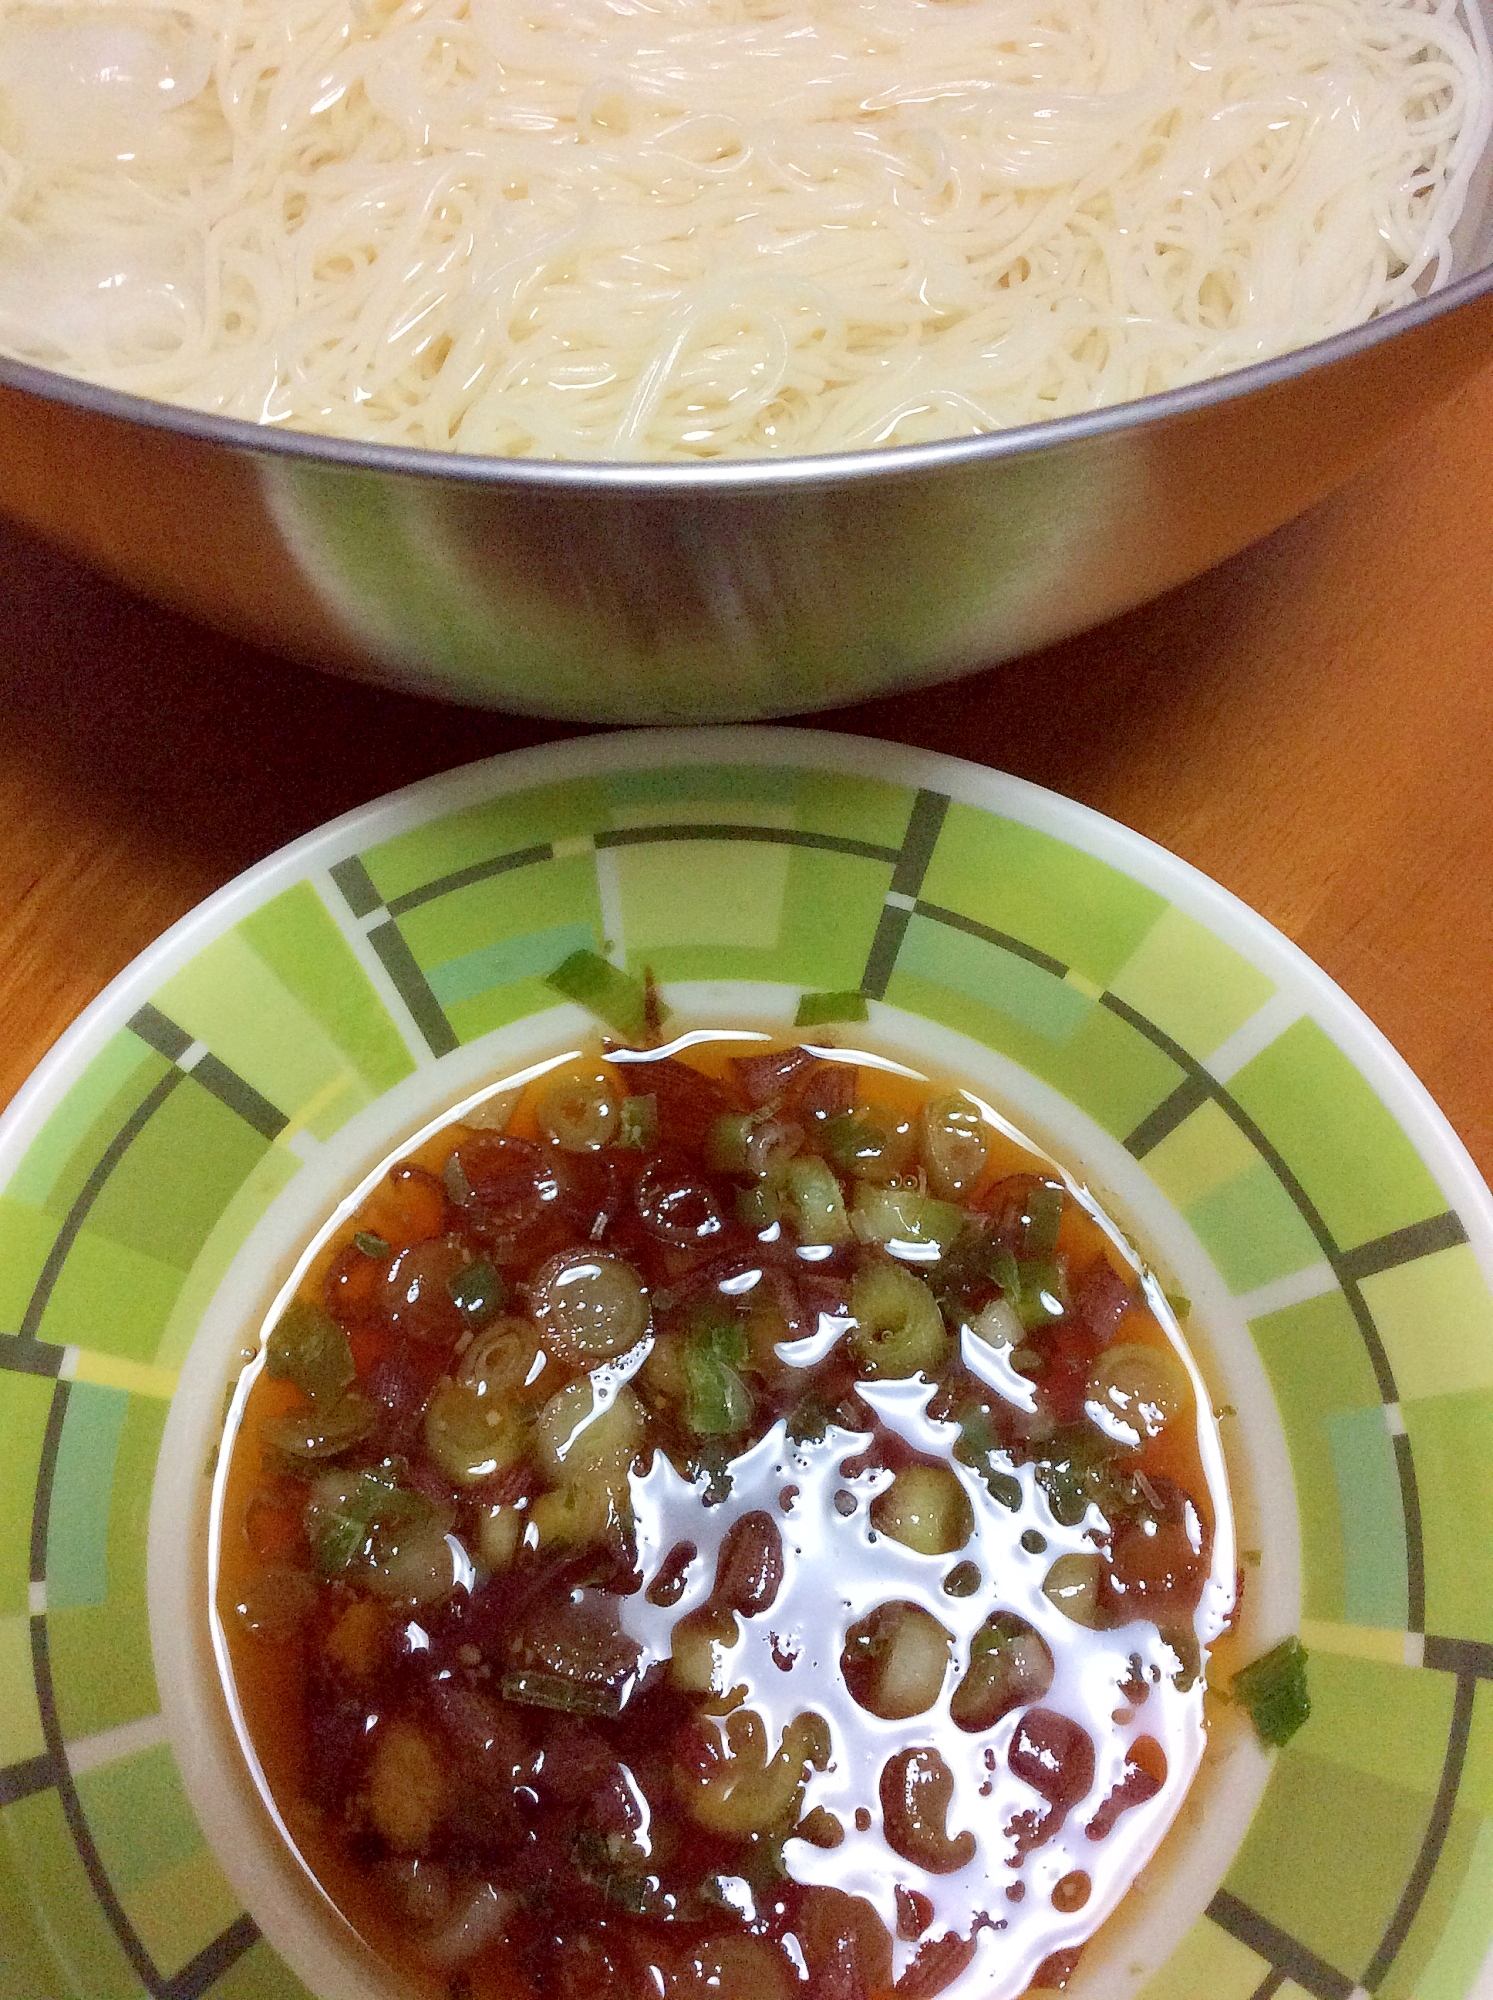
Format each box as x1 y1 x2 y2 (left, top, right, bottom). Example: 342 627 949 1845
1 746 1489 2000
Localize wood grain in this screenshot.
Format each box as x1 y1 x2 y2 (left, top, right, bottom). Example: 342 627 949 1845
3 357 1491 1184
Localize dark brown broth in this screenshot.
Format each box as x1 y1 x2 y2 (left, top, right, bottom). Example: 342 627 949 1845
214 1034 1233 2000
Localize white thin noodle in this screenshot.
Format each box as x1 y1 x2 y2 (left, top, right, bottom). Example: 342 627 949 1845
0 0 1488 457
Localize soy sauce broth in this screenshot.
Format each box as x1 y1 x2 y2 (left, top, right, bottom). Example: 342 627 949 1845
212 1032 1235 2000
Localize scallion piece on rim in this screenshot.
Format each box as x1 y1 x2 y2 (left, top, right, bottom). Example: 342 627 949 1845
1231 1636 1311 1746
794 990 869 1026
545 949 665 1042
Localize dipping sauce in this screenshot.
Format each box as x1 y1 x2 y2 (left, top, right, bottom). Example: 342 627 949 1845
212 1032 1235 2000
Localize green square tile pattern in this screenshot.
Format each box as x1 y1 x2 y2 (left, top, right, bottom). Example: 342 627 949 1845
1381 1805 1491 2000
208 1937 319 2000
0 1371 53 1617
1250 1291 1383 1623
396 852 602 1040
34 1229 184 1364
619 846 894 992
882 965 1185 1142
1227 1017 1449 1252
1457 1678 1493 1818
782 770 915 849
1142 1099 1262 1209
1288 1653 1454 1795
46 1602 160 1743
1134 1915 1268 2000
125 1843 244 1980
427 923 594 1005
45 1391 165 1740
1361 1245 1493 1404
4 1032 161 1211
0 1614 45 1767
75 1742 246 1979
359 778 614 902
1107 903 1276 1060
895 913 1093 1042
1223 1747 1434 1977
153 904 402 1144
0 1038 175 1342
1182 1157 1325 1295
236 882 415 1097
1 1790 143 1999
33 1072 276 1364
75 1080 270 1276
0 1810 77 2000
1325 1404 1410 1630
46 1382 131 1612
916 802 1168 985
77 1744 202 1894
1404 1389 1493 1643
0 1196 58 1333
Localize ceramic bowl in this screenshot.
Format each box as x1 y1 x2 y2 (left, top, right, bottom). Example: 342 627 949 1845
2 727 1491 2000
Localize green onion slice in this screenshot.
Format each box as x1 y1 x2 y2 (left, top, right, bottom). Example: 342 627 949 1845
501 1670 624 1718
680 1317 753 1437
545 950 665 1043
1231 1636 1311 1747
794 990 869 1027
446 1255 506 1326
264 1299 356 1404
617 1093 659 1150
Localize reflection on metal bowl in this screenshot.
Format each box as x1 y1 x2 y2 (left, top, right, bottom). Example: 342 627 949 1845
1 254 1491 722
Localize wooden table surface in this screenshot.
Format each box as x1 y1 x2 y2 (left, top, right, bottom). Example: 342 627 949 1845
2 362 1491 1186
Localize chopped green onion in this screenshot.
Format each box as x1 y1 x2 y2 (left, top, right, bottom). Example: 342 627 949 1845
1023 1182 1065 1259
681 1319 754 1436
850 1183 964 1253
848 1262 949 1377
307 1463 416 1576
783 1156 850 1245
1014 1257 1067 1329
500 1670 623 1718
951 1404 1022 1509
353 1230 391 1260
617 1093 658 1150
545 949 664 1043
261 1390 376 1467
1036 1428 1125 1528
1231 1636 1311 1747
990 1247 1021 1298
706 1112 755 1175
735 1179 781 1229
794 991 869 1027
446 1255 506 1326
264 1299 356 1404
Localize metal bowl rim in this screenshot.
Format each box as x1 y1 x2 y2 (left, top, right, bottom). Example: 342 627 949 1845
3 257 1490 492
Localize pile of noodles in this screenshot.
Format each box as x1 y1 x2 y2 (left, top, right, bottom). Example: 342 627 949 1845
0 0 1488 457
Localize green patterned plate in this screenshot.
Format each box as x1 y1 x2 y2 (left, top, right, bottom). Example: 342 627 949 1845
3 728 1491 2000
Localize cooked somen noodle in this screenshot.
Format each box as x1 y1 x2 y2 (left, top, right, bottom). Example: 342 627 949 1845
0 0 1488 459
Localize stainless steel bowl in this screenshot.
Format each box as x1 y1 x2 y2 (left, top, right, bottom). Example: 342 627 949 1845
3 209 1492 722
